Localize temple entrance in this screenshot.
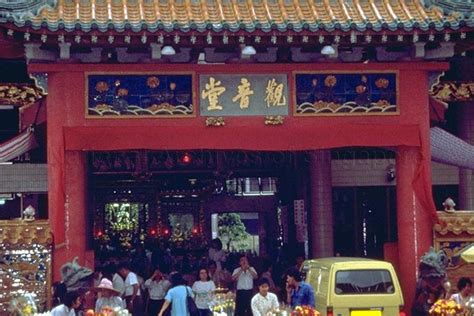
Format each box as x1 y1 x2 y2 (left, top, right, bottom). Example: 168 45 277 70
88 150 290 266
88 148 399 267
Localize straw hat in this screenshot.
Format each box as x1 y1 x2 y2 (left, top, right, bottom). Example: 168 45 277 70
94 278 121 295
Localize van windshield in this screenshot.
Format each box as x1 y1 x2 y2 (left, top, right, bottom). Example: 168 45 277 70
335 270 395 295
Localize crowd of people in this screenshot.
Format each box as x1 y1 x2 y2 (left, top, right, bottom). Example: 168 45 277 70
48 237 473 316
50 238 314 316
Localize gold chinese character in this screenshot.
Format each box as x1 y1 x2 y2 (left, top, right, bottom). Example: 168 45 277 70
201 77 226 111
265 78 286 107
232 78 254 109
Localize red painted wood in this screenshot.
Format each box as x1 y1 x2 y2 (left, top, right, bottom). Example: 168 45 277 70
37 63 441 311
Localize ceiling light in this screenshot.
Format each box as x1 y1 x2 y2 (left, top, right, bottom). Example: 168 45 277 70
161 45 176 56
241 45 257 56
321 45 336 55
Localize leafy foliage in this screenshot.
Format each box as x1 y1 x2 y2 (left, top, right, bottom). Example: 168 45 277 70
218 213 250 251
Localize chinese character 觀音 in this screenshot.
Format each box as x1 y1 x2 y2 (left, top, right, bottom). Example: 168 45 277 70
201 77 226 111
265 78 286 107
232 78 254 109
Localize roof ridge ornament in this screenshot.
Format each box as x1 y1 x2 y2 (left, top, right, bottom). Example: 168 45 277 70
424 0 474 19
0 0 57 22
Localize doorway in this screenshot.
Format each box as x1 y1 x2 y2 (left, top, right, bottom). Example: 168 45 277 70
333 186 397 258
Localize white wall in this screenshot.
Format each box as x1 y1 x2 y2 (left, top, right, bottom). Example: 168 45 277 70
331 159 458 187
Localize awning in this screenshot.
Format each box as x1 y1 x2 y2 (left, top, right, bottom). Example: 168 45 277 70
0 127 37 162
431 127 474 170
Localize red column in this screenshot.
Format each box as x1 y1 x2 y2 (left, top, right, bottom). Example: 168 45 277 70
309 150 334 257
49 150 90 280
46 72 66 280
64 151 92 269
47 72 93 279
396 146 433 314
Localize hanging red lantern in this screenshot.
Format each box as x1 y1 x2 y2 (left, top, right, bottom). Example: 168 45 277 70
181 152 192 164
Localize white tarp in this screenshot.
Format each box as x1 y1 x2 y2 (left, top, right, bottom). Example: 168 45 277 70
431 127 474 170
0 128 37 162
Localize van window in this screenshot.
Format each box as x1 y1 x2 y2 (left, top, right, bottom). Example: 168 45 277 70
335 270 395 294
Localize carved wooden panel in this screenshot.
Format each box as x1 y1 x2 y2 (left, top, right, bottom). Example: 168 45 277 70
0 220 52 313
434 211 474 288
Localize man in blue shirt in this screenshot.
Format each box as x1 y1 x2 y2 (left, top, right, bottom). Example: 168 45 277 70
285 267 315 308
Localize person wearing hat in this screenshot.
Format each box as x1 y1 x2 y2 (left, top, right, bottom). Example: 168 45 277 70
94 278 125 312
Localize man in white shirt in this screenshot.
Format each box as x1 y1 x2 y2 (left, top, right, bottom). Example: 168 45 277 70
251 278 279 316
118 262 144 316
112 272 126 297
51 291 82 316
144 268 171 316
232 255 258 316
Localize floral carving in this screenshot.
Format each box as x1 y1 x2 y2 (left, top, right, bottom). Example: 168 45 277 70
324 75 337 87
147 76 160 88
205 117 225 127
95 81 109 93
117 88 128 97
375 78 390 89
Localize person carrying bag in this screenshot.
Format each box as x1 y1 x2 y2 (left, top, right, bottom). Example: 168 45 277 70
186 287 199 316
158 273 198 316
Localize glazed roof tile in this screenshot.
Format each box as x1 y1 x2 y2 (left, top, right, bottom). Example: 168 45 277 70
3 0 474 33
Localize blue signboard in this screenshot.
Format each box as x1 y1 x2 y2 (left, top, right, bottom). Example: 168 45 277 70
294 72 398 115
87 74 194 117
199 74 289 116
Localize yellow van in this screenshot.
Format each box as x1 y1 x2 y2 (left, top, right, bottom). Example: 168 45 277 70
302 257 404 316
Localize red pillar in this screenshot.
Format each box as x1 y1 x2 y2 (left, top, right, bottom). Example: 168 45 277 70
47 72 66 280
65 151 92 268
47 72 93 280
50 151 91 280
396 146 433 313
309 150 334 257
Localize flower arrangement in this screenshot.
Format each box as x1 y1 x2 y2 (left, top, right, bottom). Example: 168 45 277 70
291 306 320 316
266 305 321 316
212 298 235 316
84 307 130 316
211 290 235 316
429 299 464 316
8 294 38 315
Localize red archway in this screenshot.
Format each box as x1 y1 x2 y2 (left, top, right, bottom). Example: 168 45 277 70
30 61 447 312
